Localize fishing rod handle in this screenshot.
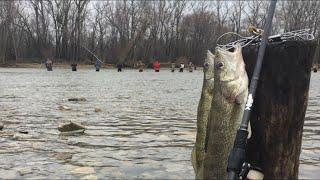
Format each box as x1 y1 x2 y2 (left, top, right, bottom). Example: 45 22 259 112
227 171 238 180
227 129 249 179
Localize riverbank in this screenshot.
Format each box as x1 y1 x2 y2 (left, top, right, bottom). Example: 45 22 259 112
0 62 200 70
0 63 115 69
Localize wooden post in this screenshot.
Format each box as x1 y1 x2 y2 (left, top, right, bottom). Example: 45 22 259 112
242 40 316 179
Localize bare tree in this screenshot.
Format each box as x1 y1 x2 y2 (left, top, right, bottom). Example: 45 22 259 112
230 0 245 34
243 0 268 29
47 0 72 60
1 0 319 66
0 1 15 64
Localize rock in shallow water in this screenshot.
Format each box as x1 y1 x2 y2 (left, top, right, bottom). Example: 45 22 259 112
58 105 72 111
0 122 3 130
17 168 33 176
68 97 87 102
58 122 85 133
94 108 102 112
18 130 28 134
0 131 14 137
81 174 98 180
55 152 73 161
71 167 95 174
13 132 34 140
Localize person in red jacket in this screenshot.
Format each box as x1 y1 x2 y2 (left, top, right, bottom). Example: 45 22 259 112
153 61 160 72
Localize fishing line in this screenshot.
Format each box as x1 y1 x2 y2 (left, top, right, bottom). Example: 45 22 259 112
80 44 103 63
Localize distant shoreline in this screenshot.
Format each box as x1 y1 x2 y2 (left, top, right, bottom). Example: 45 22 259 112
0 62 201 69
0 63 114 69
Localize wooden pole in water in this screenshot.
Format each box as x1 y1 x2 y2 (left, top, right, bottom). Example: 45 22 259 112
242 40 316 179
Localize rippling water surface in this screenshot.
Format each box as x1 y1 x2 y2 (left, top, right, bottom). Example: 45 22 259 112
0 68 319 179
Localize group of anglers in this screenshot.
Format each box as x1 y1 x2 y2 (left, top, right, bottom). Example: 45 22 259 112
118 61 196 72
44 58 101 71
43 58 197 72
153 61 196 72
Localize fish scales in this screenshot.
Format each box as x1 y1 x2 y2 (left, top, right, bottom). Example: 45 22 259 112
202 44 249 179
192 50 215 175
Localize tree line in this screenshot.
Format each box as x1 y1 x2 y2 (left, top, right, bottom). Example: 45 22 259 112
0 0 319 66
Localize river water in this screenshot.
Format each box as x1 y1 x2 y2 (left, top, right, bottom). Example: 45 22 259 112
0 68 319 179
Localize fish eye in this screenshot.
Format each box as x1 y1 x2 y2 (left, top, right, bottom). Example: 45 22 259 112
203 62 209 69
216 62 224 69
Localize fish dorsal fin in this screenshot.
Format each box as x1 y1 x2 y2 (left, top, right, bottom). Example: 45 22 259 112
207 50 215 60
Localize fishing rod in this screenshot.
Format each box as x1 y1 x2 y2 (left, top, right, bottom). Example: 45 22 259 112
80 44 103 63
226 0 277 180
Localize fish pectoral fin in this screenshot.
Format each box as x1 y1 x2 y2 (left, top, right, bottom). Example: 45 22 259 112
226 95 236 103
225 89 239 103
235 96 243 105
223 87 245 104
235 91 247 105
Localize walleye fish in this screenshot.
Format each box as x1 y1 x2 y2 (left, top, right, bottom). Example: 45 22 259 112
202 44 249 179
191 50 215 175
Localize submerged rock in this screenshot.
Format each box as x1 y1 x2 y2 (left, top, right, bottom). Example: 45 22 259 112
58 121 85 134
58 105 72 111
81 174 98 180
17 168 33 176
68 97 87 102
71 167 95 174
13 132 34 140
55 152 73 161
94 108 102 112
18 130 28 134
0 122 3 130
0 131 14 137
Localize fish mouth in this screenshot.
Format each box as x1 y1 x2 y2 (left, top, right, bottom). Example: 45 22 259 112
219 70 246 83
219 75 240 83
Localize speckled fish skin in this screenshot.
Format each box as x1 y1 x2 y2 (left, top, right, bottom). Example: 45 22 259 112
202 44 249 179
191 50 215 176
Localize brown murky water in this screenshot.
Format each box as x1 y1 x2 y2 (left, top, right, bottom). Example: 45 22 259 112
0 68 319 179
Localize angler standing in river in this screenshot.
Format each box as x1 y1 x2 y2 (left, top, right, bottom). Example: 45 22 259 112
117 63 123 72
137 60 145 72
153 60 161 72
191 50 215 176
171 62 176 72
179 63 185 72
201 44 249 179
45 58 53 71
189 62 194 72
95 59 102 71
71 63 77 71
